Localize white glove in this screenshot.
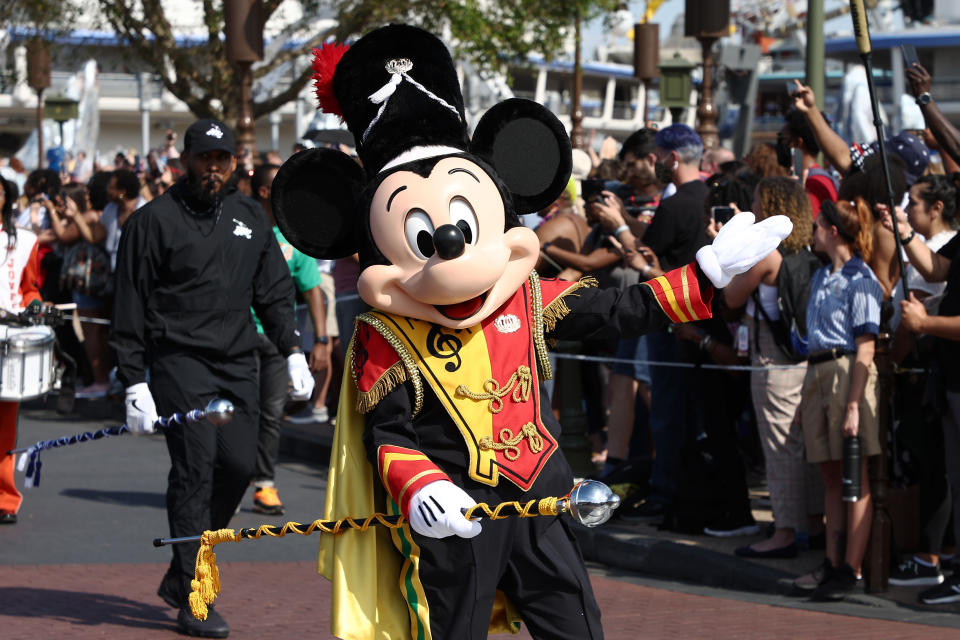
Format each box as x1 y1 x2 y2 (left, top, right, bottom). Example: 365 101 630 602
286 351 314 401
124 382 159 434
696 212 793 288
407 480 483 539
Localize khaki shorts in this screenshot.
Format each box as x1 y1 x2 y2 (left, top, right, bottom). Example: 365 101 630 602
318 276 339 338
800 354 880 464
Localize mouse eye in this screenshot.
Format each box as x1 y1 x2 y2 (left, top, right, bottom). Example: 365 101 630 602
449 197 478 245
404 209 436 260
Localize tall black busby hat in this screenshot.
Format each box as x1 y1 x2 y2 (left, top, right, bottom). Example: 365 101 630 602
315 24 469 176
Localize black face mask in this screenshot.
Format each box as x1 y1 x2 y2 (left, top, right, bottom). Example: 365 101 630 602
775 136 793 169
654 157 675 184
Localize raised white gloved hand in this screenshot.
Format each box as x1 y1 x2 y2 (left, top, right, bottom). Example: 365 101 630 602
286 351 314 401
407 480 483 539
696 212 794 288
124 382 159 434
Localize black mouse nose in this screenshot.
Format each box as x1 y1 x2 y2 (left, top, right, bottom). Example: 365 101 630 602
433 224 465 260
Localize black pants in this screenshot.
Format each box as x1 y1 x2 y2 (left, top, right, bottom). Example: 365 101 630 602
401 514 603 639
254 334 288 486
154 349 259 605
393 452 603 640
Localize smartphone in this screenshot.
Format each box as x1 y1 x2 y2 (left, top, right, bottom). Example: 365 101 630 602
711 206 735 225
792 147 804 178
581 178 606 203
901 44 919 69
785 80 797 96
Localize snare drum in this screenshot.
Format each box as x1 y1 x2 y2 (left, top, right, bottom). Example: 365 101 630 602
0 324 55 401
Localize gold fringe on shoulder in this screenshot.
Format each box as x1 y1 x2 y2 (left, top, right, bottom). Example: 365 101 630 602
352 313 425 417
355 362 408 414
542 276 598 334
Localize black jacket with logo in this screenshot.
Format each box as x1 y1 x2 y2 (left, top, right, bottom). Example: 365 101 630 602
111 178 298 386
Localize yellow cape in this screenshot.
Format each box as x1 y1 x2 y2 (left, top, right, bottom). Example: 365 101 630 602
318 341 521 639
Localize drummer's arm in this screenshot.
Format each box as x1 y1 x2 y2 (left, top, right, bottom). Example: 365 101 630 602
19 241 42 307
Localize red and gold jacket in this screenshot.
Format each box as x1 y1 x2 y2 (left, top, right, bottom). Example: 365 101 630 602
352 265 712 517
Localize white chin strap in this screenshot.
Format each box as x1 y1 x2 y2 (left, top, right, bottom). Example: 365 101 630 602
380 146 464 173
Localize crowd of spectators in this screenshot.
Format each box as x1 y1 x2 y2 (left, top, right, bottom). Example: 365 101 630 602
531 60 960 605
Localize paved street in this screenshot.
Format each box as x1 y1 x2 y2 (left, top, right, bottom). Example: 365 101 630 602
2 402 957 638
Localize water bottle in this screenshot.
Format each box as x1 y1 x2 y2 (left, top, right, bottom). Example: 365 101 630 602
842 436 861 502
736 323 749 358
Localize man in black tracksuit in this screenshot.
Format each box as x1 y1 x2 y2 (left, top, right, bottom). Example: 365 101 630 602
111 119 313 638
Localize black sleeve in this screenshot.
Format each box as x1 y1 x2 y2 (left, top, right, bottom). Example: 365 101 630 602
547 266 714 342
938 233 960 259
361 380 421 466
110 209 155 387
251 211 300 355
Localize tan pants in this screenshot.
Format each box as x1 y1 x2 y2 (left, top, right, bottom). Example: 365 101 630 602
750 321 811 531
801 353 880 463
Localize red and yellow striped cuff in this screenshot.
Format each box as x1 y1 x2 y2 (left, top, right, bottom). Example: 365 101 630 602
378 446 451 517
644 262 713 324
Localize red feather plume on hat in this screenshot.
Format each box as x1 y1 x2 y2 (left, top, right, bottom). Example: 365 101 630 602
312 42 350 117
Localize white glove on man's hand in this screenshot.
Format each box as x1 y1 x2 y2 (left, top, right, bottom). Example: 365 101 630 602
125 382 159 434
407 480 482 539
696 212 793 288
286 351 314 401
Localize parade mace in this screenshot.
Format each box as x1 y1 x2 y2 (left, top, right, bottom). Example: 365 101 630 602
153 479 621 621
848 0 909 296
8 398 234 487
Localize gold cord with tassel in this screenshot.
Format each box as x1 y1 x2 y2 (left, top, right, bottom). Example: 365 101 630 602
186 497 565 620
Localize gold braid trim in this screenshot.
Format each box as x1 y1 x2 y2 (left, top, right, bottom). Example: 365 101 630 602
478 422 543 461
355 361 408 414
455 365 531 413
353 313 424 418
463 496 561 520
541 276 599 334
186 494 570 621
529 271 553 380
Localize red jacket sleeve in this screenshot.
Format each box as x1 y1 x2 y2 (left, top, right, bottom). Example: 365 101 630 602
19 240 42 307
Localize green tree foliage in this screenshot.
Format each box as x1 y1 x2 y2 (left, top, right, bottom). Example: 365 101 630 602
8 0 618 125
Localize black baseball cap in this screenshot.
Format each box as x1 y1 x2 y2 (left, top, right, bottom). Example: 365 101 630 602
183 119 236 155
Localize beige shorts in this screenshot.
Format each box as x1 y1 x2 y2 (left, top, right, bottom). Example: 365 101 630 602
318 276 339 338
800 354 880 464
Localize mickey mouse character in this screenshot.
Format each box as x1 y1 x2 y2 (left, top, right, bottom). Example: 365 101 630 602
272 24 790 640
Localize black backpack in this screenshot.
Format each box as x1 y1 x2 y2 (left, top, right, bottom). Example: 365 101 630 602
753 246 821 362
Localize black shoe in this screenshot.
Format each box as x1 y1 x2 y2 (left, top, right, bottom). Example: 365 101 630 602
889 557 944 586
735 542 798 559
703 513 761 538
0 512 16 524
793 558 835 592
810 563 859 601
920 576 960 604
177 605 229 638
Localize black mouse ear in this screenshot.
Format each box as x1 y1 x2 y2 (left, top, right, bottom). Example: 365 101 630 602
271 148 367 259
470 98 572 214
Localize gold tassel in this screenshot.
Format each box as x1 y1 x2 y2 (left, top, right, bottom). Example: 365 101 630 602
542 277 598 333
355 362 408 414
188 528 238 621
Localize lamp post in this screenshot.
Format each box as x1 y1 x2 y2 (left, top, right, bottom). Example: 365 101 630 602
684 0 731 149
26 39 51 169
658 53 695 125
633 22 659 126
224 0 264 160
570 7 585 150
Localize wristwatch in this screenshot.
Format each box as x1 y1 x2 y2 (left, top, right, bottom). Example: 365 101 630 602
916 92 932 106
315 335 330 345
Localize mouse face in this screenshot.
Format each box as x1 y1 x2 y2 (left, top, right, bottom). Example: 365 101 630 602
358 156 539 328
